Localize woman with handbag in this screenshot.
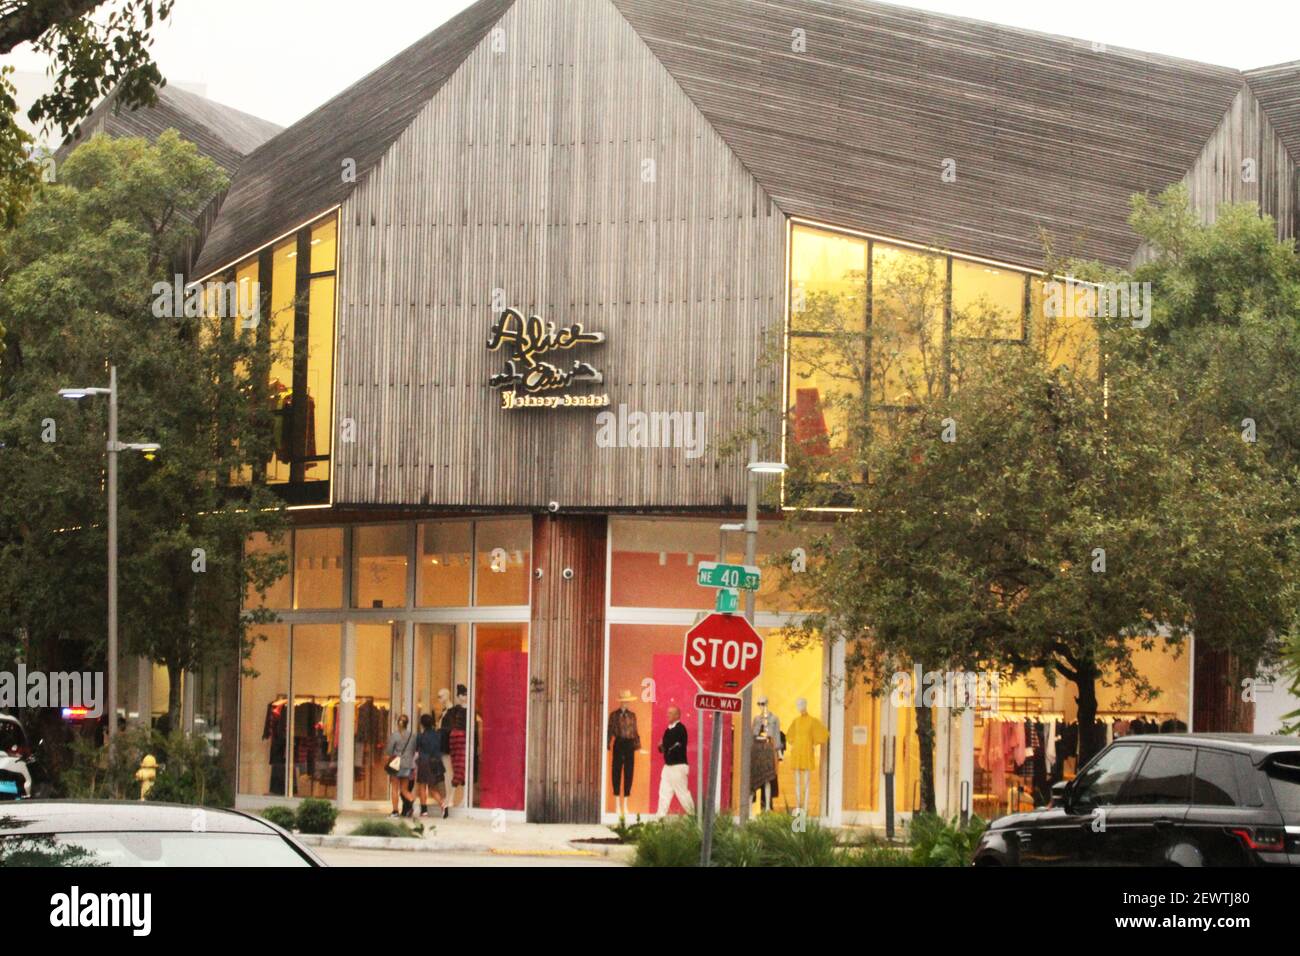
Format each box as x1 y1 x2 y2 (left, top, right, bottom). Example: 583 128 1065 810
415 712 448 818
385 714 418 818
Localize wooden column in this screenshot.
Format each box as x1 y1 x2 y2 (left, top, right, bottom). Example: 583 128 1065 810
1193 643 1255 733
526 514 607 823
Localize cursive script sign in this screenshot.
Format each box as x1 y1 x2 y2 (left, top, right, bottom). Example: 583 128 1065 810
487 308 608 406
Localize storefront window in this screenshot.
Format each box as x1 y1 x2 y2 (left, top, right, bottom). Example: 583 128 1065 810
244 531 291 610
418 623 471 807
239 625 289 796
1031 279 1100 379
294 527 343 608
304 273 334 485
150 663 179 732
289 624 341 800
268 237 296 485
354 623 401 801
352 524 409 609
417 521 472 607
951 259 1026 340
474 519 531 606
192 665 222 757
606 624 708 817
842 682 882 813
470 624 529 811
871 242 946 407
733 631 826 817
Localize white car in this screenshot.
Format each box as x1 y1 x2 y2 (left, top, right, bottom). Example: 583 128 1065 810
0 713 38 800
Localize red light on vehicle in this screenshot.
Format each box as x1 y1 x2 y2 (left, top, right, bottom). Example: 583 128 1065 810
1229 828 1285 852
61 706 92 721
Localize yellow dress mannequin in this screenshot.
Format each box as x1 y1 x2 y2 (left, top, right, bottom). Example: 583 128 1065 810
785 698 828 812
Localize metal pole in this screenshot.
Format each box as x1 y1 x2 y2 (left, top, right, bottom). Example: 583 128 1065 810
739 438 758 822
699 708 723 866
107 365 118 745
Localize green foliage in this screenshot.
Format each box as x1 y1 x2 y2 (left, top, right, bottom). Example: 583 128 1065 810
907 813 987 867
632 815 701 867
350 818 416 839
632 813 866 867
0 132 288 729
59 726 230 806
295 798 337 835
1 2 174 265
260 805 297 831
611 813 645 844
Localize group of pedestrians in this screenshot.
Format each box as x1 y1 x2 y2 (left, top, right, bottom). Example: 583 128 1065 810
385 713 450 818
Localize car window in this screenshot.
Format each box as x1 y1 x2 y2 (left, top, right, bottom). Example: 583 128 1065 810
1265 755 1300 820
1120 744 1192 805
1191 749 1239 806
0 832 313 867
1072 745 1141 810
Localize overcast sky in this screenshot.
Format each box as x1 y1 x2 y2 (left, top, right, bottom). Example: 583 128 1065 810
5 0 1298 130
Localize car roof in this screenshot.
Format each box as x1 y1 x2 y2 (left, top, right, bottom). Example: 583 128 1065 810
1120 732 1300 761
0 801 279 836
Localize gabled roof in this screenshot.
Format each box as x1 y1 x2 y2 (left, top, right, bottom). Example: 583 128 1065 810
191 0 516 278
1245 61 1300 161
610 0 1248 267
192 0 1295 276
56 84 282 176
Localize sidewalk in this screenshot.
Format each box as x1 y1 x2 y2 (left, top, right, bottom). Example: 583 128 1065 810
295 808 625 859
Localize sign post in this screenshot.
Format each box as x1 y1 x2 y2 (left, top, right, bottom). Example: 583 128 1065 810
683 608 763 866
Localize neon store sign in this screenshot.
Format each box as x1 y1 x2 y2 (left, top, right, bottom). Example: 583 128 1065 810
487 308 610 409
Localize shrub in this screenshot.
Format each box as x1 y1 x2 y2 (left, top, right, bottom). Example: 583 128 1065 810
612 814 646 844
350 818 415 839
740 812 840 867
61 726 154 799
144 731 232 807
907 813 987 867
633 815 701 866
295 798 338 835
261 806 298 831
840 844 913 867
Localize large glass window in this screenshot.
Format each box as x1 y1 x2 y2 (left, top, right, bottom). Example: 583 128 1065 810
354 624 401 801
289 625 341 800
220 212 337 501
417 521 472 607
239 626 289 796
293 527 343 609
474 519 531 606
951 259 1026 341
1031 279 1100 379
244 531 290 610
870 242 946 407
352 524 409 609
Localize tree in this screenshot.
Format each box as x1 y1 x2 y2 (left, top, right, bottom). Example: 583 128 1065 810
1 1 174 253
0 132 286 747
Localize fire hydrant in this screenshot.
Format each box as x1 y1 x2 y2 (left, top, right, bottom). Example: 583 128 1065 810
136 754 157 800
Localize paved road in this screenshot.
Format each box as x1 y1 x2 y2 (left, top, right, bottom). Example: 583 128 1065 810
318 847 626 867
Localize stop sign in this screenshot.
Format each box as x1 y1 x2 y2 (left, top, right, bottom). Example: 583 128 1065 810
682 613 763 696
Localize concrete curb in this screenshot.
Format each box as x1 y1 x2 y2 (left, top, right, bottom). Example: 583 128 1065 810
567 839 636 862
296 834 492 853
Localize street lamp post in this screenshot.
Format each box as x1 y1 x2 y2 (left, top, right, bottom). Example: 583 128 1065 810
60 365 160 744
739 440 787 824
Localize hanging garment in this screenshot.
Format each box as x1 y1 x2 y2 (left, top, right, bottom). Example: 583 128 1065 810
449 729 468 787
752 711 783 756
1004 719 1026 768
750 736 777 791
981 719 1006 795
1044 718 1057 776
785 713 828 771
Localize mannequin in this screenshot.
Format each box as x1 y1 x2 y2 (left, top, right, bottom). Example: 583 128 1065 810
440 685 471 809
607 689 641 818
436 688 457 808
750 695 782 812
785 698 828 813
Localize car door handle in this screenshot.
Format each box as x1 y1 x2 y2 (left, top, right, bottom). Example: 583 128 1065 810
1153 818 1175 830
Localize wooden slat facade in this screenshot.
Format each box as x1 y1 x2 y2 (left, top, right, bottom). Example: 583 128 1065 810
526 514 607 822
333 0 786 511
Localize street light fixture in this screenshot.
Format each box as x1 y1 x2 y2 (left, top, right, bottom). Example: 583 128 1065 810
59 365 161 744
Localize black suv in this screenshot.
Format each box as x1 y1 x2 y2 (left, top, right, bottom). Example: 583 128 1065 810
973 733 1300 866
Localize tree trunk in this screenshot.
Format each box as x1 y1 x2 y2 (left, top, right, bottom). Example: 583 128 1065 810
1074 657 1104 765
165 663 183 735
915 702 937 814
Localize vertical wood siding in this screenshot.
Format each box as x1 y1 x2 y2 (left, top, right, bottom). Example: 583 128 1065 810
335 0 785 510
526 514 607 822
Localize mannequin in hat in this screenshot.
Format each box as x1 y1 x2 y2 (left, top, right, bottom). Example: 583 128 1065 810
751 695 782 812
608 689 641 818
